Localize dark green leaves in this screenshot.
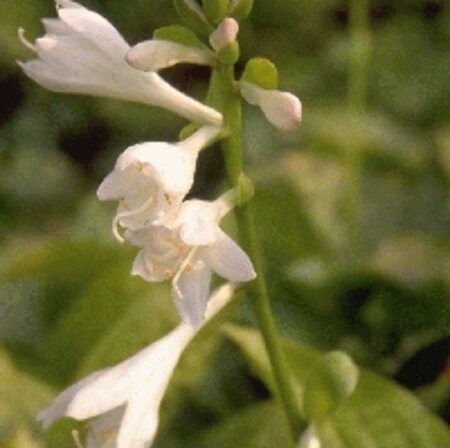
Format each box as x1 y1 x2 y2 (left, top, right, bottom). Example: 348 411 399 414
226 325 450 448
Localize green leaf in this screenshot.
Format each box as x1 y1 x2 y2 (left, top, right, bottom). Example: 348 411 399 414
77 283 177 375
41 262 153 380
225 325 450 448
188 401 294 448
0 239 130 330
153 25 207 49
3 425 45 448
203 0 230 24
303 351 359 422
173 0 214 37
228 0 254 21
0 349 54 445
241 58 278 90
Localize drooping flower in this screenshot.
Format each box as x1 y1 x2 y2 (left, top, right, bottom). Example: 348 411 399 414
127 192 256 326
37 283 235 448
18 0 222 125
97 125 221 240
240 81 302 131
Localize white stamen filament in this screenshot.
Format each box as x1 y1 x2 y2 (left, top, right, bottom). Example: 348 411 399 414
172 247 199 299
18 28 36 51
72 430 84 448
112 195 155 243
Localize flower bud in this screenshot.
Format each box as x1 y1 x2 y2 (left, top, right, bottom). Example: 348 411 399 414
240 82 302 131
126 40 214 72
303 351 359 423
209 18 239 52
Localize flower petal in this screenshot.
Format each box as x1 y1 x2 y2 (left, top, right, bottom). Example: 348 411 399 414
57 1 129 58
240 81 302 131
117 142 195 195
173 264 212 326
175 199 222 246
298 426 321 448
36 369 128 429
205 230 256 281
85 407 124 448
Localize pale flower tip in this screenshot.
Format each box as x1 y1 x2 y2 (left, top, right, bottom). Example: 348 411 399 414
36 408 54 431
240 81 302 131
125 42 152 71
277 92 302 131
209 18 239 51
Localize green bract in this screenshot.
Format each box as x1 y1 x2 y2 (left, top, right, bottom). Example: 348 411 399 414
303 351 359 422
216 41 240 65
203 0 230 24
173 0 213 36
228 0 254 20
153 25 207 49
241 57 279 90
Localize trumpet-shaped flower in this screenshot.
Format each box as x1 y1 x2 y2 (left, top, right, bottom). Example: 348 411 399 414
127 193 256 326
18 0 222 125
97 125 221 239
240 81 302 131
38 284 235 448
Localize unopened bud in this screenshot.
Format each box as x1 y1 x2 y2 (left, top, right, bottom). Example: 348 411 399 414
127 40 214 72
209 18 239 52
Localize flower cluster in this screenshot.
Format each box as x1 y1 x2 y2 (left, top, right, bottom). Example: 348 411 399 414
19 1 302 446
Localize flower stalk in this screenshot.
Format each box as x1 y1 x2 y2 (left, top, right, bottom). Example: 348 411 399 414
345 0 371 261
213 59 305 440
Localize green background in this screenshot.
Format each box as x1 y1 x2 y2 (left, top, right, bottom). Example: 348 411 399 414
0 0 448 446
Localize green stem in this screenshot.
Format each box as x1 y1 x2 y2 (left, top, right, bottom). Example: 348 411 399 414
348 0 370 114
346 0 371 262
214 64 305 440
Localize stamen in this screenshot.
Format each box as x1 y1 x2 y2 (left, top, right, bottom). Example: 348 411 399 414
172 247 199 299
72 430 84 448
112 196 154 243
18 28 37 52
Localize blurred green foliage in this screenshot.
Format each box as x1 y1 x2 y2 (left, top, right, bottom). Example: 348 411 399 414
0 0 449 446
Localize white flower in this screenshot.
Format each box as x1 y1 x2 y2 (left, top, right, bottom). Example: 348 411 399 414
240 81 302 131
97 125 221 240
18 0 222 125
127 193 256 326
298 426 321 448
38 283 235 448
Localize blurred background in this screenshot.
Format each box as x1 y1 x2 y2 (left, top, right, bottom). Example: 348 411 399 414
0 0 449 446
